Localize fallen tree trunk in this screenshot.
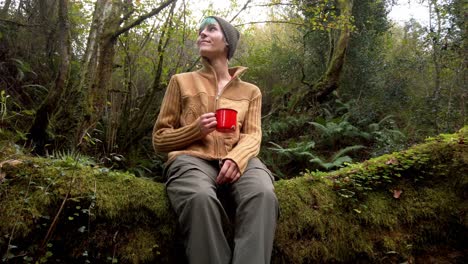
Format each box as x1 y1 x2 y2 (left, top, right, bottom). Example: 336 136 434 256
0 127 467 263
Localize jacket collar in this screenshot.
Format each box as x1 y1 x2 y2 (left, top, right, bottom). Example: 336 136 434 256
198 57 248 81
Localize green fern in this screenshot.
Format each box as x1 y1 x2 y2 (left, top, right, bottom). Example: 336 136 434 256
268 141 317 160
330 145 365 161
51 149 82 161
309 119 371 145
367 115 406 155
309 145 364 171
50 149 95 167
368 115 396 132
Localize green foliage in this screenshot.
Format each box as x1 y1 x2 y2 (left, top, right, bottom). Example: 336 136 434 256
263 114 310 143
366 115 406 156
309 145 365 170
308 118 370 146
268 139 364 173
340 0 466 142
264 97 406 178
269 141 316 160
240 21 304 116
49 149 96 168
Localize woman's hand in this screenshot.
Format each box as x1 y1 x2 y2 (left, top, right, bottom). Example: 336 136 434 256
199 112 217 137
217 159 241 184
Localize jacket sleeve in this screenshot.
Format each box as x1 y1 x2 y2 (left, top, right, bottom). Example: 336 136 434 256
224 91 262 174
152 76 203 153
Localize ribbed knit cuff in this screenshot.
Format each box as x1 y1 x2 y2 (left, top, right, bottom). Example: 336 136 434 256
224 136 260 174
153 117 203 152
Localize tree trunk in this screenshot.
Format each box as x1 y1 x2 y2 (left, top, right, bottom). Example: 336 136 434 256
291 0 354 113
119 2 177 152
429 0 443 132
27 0 71 154
312 0 353 102
52 0 114 150
54 0 176 150
72 0 120 148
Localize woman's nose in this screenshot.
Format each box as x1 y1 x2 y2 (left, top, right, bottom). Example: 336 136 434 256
199 28 208 37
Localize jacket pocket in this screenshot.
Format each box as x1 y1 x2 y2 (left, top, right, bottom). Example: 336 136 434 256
221 125 240 153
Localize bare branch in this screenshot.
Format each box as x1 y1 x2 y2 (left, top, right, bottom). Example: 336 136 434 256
113 0 176 38
230 0 253 22
252 3 296 7
0 18 41 27
120 9 135 25
233 20 305 27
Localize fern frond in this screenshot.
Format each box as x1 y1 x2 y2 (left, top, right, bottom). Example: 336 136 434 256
330 145 365 161
330 156 352 168
309 157 329 169
377 115 395 126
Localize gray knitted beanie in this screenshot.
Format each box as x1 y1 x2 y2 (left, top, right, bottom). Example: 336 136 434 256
207 16 240 60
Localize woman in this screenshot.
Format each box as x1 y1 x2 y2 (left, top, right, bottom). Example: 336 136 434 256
152 16 278 264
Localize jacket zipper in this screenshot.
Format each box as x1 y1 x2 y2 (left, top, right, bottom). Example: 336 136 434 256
214 77 235 161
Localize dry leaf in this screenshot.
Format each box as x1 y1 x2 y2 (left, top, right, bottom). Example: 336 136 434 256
393 189 403 199
0 159 23 181
386 157 399 165
0 159 23 168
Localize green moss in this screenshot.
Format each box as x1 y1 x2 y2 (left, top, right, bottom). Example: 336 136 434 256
0 154 177 263
1 126 467 263
119 228 162 263
356 192 399 227
273 175 378 263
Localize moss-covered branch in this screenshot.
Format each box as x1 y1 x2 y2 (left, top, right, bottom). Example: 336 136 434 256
0 127 467 263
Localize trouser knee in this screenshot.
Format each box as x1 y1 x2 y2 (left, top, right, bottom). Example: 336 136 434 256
189 188 218 208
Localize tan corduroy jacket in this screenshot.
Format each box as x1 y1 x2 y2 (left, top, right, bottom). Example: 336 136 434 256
152 59 262 174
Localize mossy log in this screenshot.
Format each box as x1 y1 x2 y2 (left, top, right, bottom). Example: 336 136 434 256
1 127 467 263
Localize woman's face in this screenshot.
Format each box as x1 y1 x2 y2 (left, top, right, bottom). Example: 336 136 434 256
197 21 228 60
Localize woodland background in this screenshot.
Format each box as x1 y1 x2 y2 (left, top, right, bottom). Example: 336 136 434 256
0 0 467 263
0 0 466 179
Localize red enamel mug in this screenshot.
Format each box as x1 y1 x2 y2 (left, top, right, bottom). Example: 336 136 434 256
216 108 237 132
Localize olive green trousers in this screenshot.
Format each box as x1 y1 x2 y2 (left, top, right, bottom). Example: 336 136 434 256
165 155 279 264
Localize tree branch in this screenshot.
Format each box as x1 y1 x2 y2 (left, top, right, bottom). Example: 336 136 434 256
251 3 296 7
119 0 135 25
0 18 41 27
233 20 305 27
113 0 176 38
230 0 253 22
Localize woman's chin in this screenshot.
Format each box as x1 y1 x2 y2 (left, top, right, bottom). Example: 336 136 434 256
198 49 212 57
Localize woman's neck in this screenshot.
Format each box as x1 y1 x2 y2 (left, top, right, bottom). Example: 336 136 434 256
207 57 231 82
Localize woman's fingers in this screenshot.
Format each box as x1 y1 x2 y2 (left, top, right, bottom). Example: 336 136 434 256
199 112 217 136
217 159 241 184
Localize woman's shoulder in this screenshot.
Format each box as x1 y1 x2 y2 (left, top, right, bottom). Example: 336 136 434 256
238 80 259 89
169 72 201 84
236 79 262 97
171 72 195 79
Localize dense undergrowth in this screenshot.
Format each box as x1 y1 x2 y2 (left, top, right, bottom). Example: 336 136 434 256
0 127 467 263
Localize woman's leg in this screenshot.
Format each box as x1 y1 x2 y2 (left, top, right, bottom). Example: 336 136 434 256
165 155 231 264
230 158 279 264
